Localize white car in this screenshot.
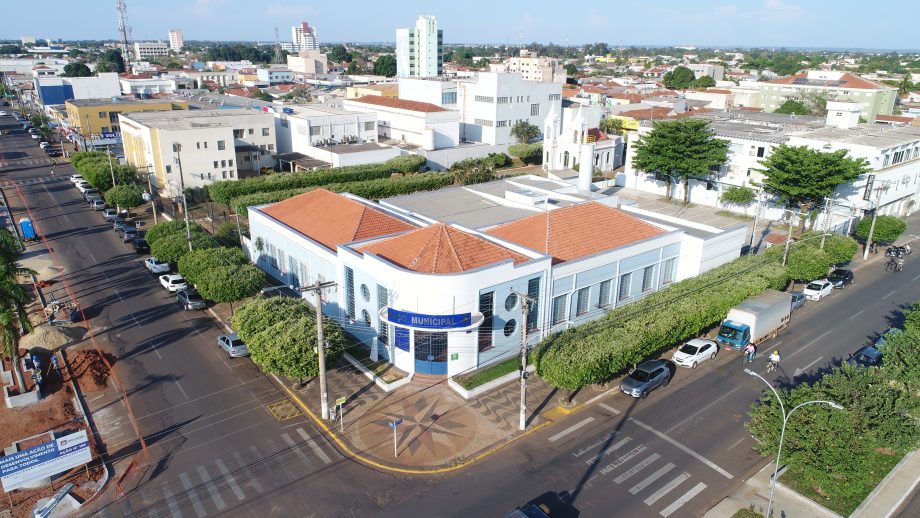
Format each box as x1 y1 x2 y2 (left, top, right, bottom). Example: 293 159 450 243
39 141 49 149
70 174 85 184
0 111 7 116
672 338 718 369
144 257 170 274
76 182 91 193
30 134 40 140
803 279 833 301
159 274 188 292
217 333 249 358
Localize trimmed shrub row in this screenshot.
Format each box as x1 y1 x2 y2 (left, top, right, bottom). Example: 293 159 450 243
207 155 427 205
231 172 454 215
534 254 789 390
508 143 543 164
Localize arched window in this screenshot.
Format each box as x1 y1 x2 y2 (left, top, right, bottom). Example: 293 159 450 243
563 151 570 167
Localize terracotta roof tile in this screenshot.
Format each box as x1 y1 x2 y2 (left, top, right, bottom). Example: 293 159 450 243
351 95 448 113
617 106 674 120
876 114 914 122
607 92 645 102
260 189 416 251
359 223 529 273
486 202 664 263
768 72 888 90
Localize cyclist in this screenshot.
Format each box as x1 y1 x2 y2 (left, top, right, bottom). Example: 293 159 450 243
767 350 781 371
743 343 756 364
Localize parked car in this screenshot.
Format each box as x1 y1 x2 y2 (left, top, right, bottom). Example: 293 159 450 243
39 141 49 149
133 238 149 253
121 228 139 243
70 175 85 184
620 360 675 399
848 346 883 368
90 199 106 211
671 338 718 369
144 257 170 274
802 279 833 301
81 189 99 201
177 289 207 310
791 291 807 312
30 134 40 140
113 220 132 233
75 181 90 192
874 328 903 349
827 269 854 289
102 208 118 221
159 274 188 292
45 148 61 157
217 333 249 358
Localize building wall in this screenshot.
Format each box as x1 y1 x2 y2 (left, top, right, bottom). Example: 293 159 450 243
346 85 399 99
342 100 459 151
34 73 121 105
274 109 379 153
396 16 442 78
397 78 458 108
456 73 562 146
759 84 896 122
287 52 327 76
66 100 188 135
256 69 294 85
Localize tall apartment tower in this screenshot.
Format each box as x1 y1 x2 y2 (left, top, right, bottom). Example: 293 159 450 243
291 22 319 52
395 15 442 78
168 29 183 51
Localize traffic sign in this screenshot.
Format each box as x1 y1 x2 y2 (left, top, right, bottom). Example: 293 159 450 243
335 396 347 407
388 418 403 429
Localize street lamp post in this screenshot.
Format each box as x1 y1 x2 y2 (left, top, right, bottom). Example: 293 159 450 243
744 368 843 518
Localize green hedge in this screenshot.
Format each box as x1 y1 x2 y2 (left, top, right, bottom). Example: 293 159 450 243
231 172 454 215
508 143 543 164
534 254 789 390
207 155 428 205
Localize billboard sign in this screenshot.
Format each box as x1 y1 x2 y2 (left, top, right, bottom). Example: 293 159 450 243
0 430 92 492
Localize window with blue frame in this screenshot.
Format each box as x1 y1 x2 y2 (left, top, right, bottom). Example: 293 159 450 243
552 295 567 325
345 267 355 320
527 277 540 332
478 291 494 352
376 285 388 345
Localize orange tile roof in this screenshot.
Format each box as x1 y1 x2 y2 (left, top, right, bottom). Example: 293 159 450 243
876 114 914 122
607 92 645 102
260 189 416 251
561 89 579 98
486 202 665 263
359 223 529 273
617 106 674 120
350 95 448 113
704 88 733 94
768 72 887 90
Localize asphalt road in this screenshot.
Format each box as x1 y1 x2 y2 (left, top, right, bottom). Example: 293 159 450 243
4 108 918 518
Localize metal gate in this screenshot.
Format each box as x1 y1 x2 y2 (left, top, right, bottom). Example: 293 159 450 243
414 331 448 375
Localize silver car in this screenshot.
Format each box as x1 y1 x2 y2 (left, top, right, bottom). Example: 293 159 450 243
218 333 249 358
620 360 674 399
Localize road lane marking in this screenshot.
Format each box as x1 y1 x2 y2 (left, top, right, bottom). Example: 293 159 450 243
786 330 833 360
161 481 184 518
196 465 226 510
727 437 747 451
297 427 333 464
629 418 733 479
643 472 691 505
665 386 740 434
883 290 896 299
172 377 189 400
281 432 314 469
591 445 647 485
598 403 621 415
235 449 264 494
147 339 163 360
214 458 245 502
793 356 824 377
630 462 676 495
178 472 207 518
660 482 707 517
849 310 864 320
913 273 920 281
614 453 660 484
548 417 595 443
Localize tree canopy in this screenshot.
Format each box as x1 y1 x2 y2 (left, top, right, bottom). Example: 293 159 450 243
178 247 264 304
327 45 352 63
662 66 696 89
510 120 541 144
62 63 93 77
631 118 729 202
775 99 812 115
854 215 907 244
96 49 126 73
104 184 145 212
373 55 397 77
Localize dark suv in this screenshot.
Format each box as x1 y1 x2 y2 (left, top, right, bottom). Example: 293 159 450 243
827 268 854 289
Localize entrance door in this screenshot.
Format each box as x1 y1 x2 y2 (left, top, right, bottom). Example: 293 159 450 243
414 331 448 375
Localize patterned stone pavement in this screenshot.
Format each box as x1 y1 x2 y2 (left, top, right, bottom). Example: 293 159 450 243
288 359 564 468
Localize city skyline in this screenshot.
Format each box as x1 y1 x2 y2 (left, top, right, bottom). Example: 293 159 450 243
3 0 919 51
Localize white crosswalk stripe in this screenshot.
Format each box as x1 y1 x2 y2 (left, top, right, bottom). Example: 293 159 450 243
613 453 660 484
282 432 314 469
161 480 184 518
196 465 226 511
235 449 264 494
659 482 707 517
643 472 691 506
629 462 676 495
214 458 246 501
548 417 595 443
297 427 333 464
178 472 208 518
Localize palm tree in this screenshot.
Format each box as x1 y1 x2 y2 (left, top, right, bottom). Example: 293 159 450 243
0 229 35 394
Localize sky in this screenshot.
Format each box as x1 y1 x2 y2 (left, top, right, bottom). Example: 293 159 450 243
5 0 917 51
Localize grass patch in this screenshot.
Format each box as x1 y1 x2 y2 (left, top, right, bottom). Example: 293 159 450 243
716 210 755 222
343 342 407 384
454 355 527 390
778 449 902 516
730 509 763 518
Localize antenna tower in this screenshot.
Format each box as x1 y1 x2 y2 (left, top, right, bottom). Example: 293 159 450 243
116 0 132 62
274 26 284 64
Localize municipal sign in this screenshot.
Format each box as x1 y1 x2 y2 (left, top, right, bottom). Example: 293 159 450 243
0 430 91 492
385 308 472 330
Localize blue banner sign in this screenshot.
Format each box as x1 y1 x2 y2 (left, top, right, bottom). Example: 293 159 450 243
386 309 472 330
0 430 91 491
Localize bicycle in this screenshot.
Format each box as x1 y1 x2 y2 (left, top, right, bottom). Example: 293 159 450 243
766 360 778 373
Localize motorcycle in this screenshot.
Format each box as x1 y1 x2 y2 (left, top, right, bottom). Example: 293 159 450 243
886 245 911 258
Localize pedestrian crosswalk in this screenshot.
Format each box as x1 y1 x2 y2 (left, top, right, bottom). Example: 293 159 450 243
0 175 68 187
0 156 55 169
554 422 712 517
96 425 338 517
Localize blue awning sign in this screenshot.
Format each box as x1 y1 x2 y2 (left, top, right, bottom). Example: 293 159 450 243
380 308 483 331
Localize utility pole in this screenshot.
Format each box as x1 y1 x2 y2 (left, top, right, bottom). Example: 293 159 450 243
863 181 890 260
512 290 533 431
145 166 158 224
819 196 831 250
173 143 193 252
106 147 119 213
748 189 763 253
300 280 337 420
781 208 795 266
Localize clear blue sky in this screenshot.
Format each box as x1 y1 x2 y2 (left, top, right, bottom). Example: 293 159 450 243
6 0 916 50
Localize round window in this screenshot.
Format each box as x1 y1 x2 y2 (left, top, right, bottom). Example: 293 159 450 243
362 309 371 326
504 319 517 337
504 293 518 311
360 284 371 302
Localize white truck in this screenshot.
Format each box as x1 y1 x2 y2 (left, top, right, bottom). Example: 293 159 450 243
716 290 792 350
